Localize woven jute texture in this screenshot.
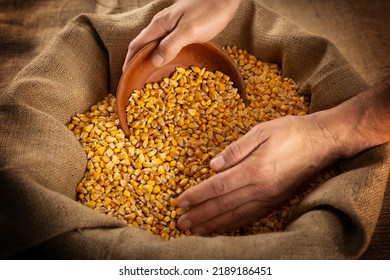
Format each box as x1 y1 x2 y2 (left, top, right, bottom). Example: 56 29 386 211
1 0 389 259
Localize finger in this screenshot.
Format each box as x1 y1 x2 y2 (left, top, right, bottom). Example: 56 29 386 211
149 19 205 67
122 9 180 71
177 161 255 208
177 182 269 231
210 124 268 172
191 201 271 236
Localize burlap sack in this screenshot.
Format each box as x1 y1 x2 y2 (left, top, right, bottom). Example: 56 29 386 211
1 0 389 259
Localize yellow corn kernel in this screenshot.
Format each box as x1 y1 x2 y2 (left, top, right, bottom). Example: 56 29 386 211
70 44 318 240
152 185 161 194
86 201 96 209
123 189 130 197
187 108 196 116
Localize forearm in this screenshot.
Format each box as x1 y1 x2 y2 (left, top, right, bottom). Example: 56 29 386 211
315 76 390 159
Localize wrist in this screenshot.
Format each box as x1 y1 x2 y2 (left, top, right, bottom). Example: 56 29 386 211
311 103 370 161
314 77 390 160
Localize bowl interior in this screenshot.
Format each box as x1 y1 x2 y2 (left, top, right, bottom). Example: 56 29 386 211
116 41 246 136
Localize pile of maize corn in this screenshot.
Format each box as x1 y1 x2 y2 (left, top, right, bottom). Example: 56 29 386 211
67 45 334 240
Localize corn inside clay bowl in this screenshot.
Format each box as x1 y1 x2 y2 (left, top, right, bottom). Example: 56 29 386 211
116 41 246 137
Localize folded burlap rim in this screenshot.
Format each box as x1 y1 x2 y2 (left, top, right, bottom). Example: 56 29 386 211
0 0 389 259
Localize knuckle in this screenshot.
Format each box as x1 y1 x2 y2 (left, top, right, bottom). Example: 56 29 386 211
211 176 228 196
151 8 179 34
158 38 176 55
158 33 184 59
128 40 137 51
253 123 267 143
224 140 243 160
215 196 234 212
151 10 167 25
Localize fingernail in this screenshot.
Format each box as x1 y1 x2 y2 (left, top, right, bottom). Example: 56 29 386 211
180 218 192 230
192 227 207 236
210 154 225 170
151 53 164 67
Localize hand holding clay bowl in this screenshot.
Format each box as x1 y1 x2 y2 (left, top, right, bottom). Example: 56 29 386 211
116 41 246 137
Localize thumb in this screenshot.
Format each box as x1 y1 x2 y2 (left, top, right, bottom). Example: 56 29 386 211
150 25 198 67
210 125 267 172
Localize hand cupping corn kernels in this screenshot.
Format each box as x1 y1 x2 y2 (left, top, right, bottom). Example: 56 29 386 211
67 45 334 240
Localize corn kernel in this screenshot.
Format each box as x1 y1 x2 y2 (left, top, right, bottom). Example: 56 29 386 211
68 45 334 241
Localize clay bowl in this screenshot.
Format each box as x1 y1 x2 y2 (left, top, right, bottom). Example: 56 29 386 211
116 41 246 137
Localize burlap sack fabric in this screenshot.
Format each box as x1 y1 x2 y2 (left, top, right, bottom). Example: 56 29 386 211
0 0 389 259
